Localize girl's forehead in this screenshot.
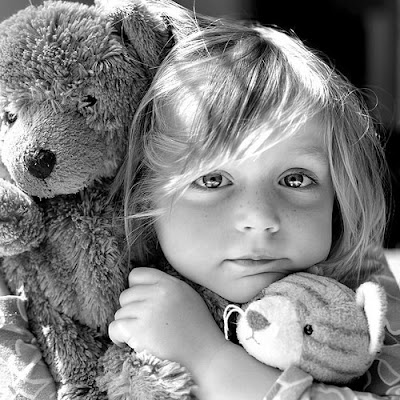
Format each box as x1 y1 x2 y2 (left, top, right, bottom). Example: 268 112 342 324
232 117 328 161
177 115 327 172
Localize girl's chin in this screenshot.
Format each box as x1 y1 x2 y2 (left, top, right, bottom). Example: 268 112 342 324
222 272 287 304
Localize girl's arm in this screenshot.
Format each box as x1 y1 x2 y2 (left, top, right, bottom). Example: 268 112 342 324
110 267 400 400
192 338 281 399
109 267 281 399
0 275 57 400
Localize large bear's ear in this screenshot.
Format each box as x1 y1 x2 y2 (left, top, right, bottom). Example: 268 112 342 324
356 282 387 355
95 0 216 67
95 0 177 69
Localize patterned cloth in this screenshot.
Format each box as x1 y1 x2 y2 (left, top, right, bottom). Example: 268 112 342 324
264 266 400 400
0 296 57 400
0 265 399 400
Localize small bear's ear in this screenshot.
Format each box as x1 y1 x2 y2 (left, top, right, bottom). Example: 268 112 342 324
356 282 387 355
95 0 176 70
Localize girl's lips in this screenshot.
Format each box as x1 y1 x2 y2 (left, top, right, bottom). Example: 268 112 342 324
226 258 277 267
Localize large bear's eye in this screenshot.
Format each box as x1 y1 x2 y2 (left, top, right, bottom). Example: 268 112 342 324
2 111 17 126
82 95 97 107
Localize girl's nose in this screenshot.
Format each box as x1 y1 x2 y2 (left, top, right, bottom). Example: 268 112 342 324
235 189 280 233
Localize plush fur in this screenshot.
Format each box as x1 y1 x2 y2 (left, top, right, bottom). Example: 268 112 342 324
0 0 174 398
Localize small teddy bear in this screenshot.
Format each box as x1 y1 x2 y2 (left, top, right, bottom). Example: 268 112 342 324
0 0 175 398
224 272 387 385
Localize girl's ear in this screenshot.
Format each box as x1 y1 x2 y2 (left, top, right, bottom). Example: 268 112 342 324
96 0 175 70
355 282 387 355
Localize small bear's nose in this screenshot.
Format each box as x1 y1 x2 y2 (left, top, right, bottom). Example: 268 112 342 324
26 149 56 179
246 310 270 331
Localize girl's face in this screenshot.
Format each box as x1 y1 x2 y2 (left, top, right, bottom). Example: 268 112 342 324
155 119 335 303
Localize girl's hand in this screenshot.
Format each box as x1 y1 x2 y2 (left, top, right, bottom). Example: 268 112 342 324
109 267 226 373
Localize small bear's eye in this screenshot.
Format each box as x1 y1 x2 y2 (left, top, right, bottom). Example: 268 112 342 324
304 324 313 335
82 95 97 107
3 111 17 125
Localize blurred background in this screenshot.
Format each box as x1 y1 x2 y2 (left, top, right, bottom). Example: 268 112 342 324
1 0 400 247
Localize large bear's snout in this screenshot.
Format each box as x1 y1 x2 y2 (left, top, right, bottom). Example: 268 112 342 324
25 149 57 179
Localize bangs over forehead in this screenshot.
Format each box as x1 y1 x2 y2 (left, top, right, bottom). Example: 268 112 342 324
145 24 339 194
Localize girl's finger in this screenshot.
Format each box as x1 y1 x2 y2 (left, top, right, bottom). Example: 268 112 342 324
119 284 156 307
108 318 138 347
128 267 166 287
114 302 145 321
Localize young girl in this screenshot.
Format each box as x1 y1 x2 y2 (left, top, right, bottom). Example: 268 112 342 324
108 17 400 400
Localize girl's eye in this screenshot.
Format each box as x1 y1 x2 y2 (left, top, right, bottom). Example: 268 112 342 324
280 172 314 189
193 172 232 189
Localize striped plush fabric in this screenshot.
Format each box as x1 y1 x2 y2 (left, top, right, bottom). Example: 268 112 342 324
235 272 387 385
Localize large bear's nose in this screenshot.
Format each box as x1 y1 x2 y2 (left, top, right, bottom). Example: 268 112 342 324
26 149 56 179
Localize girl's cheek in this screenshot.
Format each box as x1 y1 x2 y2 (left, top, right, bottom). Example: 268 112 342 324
282 186 334 212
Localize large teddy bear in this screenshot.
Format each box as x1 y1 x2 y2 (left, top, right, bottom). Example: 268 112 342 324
0 0 178 398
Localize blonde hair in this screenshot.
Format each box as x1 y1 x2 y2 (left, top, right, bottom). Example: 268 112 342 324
116 18 388 288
